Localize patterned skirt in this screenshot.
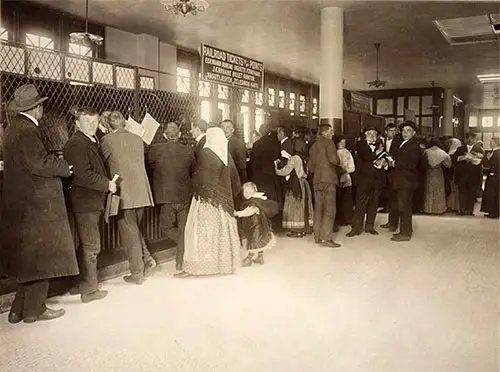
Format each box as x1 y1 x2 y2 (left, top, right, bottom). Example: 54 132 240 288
183 198 241 276
282 179 314 231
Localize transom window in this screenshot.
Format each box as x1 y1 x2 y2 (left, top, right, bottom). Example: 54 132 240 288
312 98 319 115
268 88 276 107
0 27 8 41
69 43 92 57
176 67 191 93
299 95 306 112
469 116 478 127
278 90 285 108
289 92 296 111
199 79 210 98
218 85 229 100
255 92 263 106
241 89 250 104
482 116 493 128
26 33 54 49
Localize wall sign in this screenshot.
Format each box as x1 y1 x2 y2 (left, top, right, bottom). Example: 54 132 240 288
201 43 264 92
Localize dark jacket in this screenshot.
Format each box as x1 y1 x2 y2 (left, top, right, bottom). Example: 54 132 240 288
194 135 206 160
454 143 485 184
250 134 283 205
384 135 403 188
228 135 248 184
355 140 386 187
308 136 340 187
1 114 78 282
392 137 421 190
63 131 109 213
147 140 196 205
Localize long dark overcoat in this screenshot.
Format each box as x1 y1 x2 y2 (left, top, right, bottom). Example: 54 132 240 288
1 114 79 283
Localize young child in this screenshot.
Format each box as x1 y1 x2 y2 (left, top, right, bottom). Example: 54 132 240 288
234 182 279 265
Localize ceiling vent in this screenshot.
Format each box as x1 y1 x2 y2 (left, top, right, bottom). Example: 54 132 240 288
434 14 500 45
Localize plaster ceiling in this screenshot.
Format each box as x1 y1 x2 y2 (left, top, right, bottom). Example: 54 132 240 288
28 0 500 109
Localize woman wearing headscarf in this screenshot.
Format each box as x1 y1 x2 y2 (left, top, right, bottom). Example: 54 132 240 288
446 138 462 212
274 151 314 238
423 138 452 214
176 127 242 278
480 137 500 218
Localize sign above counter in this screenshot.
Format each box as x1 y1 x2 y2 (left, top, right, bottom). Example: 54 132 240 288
201 44 264 92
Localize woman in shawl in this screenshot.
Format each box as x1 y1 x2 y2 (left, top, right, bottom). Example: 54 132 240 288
480 137 500 218
446 138 462 212
274 151 314 238
176 127 241 278
423 138 452 214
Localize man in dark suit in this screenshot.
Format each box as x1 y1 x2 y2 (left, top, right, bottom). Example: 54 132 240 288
101 111 156 284
148 122 195 271
190 118 207 160
380 123 403 231
63 107 116 303
308 124 341 248
221 119 247 184
2 84 77 324
455 132 485 215
250 123 282 206
347 127 386 237
388 121 421 242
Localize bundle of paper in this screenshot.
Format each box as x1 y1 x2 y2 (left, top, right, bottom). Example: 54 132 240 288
373 151 393 170
125 113 161 145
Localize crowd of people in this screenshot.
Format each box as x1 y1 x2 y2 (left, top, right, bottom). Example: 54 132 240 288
1 83 499 326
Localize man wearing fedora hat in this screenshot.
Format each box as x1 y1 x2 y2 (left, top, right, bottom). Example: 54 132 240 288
1 84 79 324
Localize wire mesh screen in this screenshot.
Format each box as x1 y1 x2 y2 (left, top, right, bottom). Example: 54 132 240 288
0 41 200 252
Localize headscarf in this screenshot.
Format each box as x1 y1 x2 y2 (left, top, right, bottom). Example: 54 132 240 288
448 138 462 155
204 127 228 166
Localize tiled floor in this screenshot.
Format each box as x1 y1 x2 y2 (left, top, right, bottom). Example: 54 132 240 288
0 213 498 372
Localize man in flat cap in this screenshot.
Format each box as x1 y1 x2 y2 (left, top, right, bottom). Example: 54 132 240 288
1 84 78 324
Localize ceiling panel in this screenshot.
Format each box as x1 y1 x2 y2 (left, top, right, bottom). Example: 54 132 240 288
26 0 500 108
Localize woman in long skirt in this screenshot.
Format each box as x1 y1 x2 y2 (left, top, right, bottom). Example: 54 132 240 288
423 138 452 214
275 153 313 238
176 127 242 278
481 137 500 219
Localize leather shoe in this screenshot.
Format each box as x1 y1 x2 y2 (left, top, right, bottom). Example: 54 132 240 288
365 229 379 235
346 230 361 237
123 275 145 285
391 234 411 242
320 240 341 248
24 308 65 323
174 271 194 278
8 312 22 324
81 290 108 304
380 223 391 228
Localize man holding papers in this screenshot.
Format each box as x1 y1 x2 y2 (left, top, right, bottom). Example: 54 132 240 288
101 111 156 285
63 107 117 303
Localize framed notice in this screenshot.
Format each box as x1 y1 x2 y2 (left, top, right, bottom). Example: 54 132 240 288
201 43 264 92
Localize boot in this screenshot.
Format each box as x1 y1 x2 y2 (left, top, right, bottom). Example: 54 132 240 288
253 252 264 265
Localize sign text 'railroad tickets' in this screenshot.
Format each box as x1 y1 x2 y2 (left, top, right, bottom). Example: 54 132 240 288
201 44 264 92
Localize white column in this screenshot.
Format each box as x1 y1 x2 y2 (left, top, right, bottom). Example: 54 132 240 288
442 89 454 136
320 7 344 134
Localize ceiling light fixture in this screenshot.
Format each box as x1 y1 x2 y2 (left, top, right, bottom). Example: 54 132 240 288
161 0 209 16
477 74 500 83
69 0 103 47
367 43 387 88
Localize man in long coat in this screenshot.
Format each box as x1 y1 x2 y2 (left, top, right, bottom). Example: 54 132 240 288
101 111 156 285
147 122 195 271
221 119 248 184
1 84 78 324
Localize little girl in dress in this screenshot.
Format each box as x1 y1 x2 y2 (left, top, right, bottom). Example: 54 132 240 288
234 182 279 265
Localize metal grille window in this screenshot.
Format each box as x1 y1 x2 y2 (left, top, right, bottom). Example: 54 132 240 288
312 97 319 117
176 67 191 93
255 107 265 133
218 84 229 100
268 88 275 107
140 76 155 90
241 105 251 143
299 95 306 112
289 92 296 111
218 102 230 121
201 99 211 123
241 89 250 103
0 27 8 41
278 90 285 108
199 79 210 98
255 92 263 106
26 33 54 50
69 43 92 57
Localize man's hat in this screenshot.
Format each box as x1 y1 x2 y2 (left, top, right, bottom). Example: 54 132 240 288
8 84 48 112
362 126 379 134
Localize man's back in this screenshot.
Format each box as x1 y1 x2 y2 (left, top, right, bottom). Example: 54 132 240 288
101 128 154 209
308 136 340 187
148 141 195 204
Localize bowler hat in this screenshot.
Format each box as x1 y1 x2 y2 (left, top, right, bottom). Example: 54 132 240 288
8 84 48 112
